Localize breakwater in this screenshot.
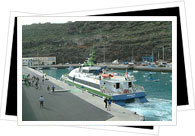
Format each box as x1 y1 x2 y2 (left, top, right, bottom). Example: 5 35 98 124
30 64 172 72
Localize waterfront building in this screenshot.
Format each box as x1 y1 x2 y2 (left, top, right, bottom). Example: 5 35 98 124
22 57 56 66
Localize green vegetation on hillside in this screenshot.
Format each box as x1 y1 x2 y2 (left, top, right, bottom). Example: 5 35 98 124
22 21 172 64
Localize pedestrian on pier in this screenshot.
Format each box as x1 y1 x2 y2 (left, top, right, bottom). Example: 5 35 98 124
39 96 44 108
73 76 75 82
29 79 32 87
101 83 106 93
42 77 45 85
104 97 108 108
37 77 39 82
81 86 85 93
32 78 35 86
35 81 38 89
47 85 50 94
108 98 112 111
52 85 55 94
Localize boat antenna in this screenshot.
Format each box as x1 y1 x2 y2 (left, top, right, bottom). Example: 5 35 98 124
125 68 128 80
163 46 165 61
131 47 134 62
83 48 95 66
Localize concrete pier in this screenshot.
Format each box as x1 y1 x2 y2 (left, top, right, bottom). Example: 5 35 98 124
133 66 171 72
22 66 144 121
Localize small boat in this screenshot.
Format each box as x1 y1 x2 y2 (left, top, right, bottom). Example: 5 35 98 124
145 72 155 76
149 72 156 75
50 67 57 70
161 72 168 74
35 67 43 70
145 72 150 75
153 79 160 82
67 66 74 71
148 77 160 82
133 70 138 73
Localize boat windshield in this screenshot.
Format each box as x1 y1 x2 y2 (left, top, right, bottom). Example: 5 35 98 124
82 69 98 73
89 70 99 73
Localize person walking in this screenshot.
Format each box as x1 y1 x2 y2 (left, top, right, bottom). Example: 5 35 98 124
51 85 55 94
108 98 112 111
39 96 44 108
73 76 75 82
37 77 39 83
81 86 85 93
35 81 38 89
104 97 108 108
32 77 35 87
47 85 50 94
101 83 106 93
42 77 45 85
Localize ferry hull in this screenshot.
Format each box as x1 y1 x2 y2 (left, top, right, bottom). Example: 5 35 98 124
63 75 148 106
112 92 148 106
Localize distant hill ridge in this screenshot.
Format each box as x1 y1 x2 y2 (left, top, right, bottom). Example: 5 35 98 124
22 21 172 64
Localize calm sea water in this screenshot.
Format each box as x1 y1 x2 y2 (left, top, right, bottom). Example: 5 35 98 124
43 68 172 121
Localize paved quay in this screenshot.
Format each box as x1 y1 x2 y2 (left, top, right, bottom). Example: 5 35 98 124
22 66 144 121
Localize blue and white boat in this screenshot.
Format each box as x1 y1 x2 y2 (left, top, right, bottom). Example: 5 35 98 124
60 49 148 106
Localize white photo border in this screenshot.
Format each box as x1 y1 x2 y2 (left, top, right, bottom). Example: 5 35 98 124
17 16 177 126
1 1 190 135
75 126 159 135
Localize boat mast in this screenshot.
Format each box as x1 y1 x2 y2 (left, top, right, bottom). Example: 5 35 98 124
131 47 134 62
104 44 105 64
162 46 165 61
37 47 40 67
104 34 107 64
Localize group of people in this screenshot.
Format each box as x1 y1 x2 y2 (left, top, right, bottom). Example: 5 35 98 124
25 74 40 89
42 74 48 85
47 84 55 94
104 97 112 111
24 73 57 109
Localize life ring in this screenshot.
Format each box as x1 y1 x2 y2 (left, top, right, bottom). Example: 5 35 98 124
101 74 113 77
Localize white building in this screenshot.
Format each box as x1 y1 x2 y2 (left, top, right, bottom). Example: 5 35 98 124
22 57 56 66
22 58 33 66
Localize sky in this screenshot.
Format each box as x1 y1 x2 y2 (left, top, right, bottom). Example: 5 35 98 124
20 17 69 25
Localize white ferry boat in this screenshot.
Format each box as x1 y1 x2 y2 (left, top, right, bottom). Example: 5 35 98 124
60 49 148 106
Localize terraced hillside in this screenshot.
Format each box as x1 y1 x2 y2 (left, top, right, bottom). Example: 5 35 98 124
22 21 172 64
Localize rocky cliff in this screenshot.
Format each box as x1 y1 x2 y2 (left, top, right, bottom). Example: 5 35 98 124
22 21 172 64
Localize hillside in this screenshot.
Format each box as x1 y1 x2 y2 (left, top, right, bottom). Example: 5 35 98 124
22 21 172 64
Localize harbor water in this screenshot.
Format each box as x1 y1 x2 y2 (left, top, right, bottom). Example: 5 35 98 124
43 68 172 121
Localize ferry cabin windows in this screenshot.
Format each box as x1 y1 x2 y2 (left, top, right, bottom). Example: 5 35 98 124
129 82 132 87
82 69 97 73
82 69 88 73
116 83 120 89
89 70 98 73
